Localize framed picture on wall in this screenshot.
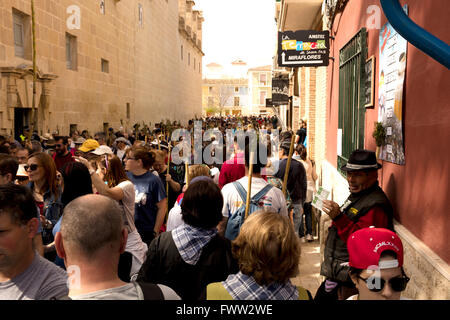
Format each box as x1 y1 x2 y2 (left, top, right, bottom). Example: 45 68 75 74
364 56 375 108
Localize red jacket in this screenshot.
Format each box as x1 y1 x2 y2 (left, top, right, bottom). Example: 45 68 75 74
332 206 389 243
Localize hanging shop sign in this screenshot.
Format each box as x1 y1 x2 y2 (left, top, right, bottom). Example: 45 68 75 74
378 5 408 165
272 78 290 106
278 30 330 67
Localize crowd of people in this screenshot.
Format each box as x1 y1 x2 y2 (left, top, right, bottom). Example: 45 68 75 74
0 115 411 300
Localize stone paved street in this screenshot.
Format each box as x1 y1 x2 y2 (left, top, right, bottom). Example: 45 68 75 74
291 238 322 296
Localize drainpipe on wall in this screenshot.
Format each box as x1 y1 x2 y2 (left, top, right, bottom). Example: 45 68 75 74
380 0 450 69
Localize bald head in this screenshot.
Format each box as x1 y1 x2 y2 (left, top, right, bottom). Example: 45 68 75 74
60 194 124 258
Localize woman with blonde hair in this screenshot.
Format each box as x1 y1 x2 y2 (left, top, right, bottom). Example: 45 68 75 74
207 210 311 300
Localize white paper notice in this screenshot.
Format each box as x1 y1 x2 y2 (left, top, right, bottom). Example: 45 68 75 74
312 186 330 211
386 127 392 136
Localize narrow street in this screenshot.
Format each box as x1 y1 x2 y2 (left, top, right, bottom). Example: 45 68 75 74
293 239 322 295
0 0 448 307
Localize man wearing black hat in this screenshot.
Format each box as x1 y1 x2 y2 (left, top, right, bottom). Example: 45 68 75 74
315 149 394 301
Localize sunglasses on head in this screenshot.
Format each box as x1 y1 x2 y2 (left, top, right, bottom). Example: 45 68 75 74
358 274 410 293
24 164 40 172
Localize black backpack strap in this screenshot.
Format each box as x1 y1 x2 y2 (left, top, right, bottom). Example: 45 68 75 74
136 281 165 300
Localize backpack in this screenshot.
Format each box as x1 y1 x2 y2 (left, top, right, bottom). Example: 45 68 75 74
136 281 164 300
224 181 273 241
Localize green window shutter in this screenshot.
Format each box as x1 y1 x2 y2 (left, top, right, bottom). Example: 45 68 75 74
338 28 368 176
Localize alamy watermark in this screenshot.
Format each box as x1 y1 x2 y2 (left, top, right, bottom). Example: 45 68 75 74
66 5 81 30
169 121 281 173
67 265 81 290
366 5 382 30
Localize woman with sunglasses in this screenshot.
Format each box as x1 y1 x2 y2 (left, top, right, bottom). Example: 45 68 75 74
26 152 64 254
346 227 411 300
75 155 148 282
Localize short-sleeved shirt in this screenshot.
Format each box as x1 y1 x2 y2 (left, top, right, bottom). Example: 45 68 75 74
127 171 166 233
117 180 137 232
70 282 180 300
0 253 68 300
221 177 288 218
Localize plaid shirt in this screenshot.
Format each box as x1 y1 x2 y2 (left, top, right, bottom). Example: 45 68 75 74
172 224 217 265
222 272 298 300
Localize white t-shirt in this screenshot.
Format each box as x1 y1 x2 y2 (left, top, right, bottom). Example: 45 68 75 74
166 200 185 232
70 282 180 300
221 176 288 218
117 180 136 232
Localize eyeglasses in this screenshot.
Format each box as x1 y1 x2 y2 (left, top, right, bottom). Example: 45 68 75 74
24 164 40 172
358 274 410 293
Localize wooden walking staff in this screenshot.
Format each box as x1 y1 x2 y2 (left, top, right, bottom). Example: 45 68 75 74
185 161 189 188
244 151 254 219
282 134 296 198
165 142 171 219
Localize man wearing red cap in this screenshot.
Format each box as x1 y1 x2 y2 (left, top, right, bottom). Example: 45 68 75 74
315 149 394 300
347 227 410 300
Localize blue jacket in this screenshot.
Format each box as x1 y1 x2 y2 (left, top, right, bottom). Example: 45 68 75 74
28 182 63 244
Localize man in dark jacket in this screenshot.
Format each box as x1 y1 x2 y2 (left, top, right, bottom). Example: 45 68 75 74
137 178 238 300
315 149 394 301
274 140 307 238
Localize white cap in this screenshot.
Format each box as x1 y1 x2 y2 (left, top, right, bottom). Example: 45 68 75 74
91 145 114 156
16 164 28 177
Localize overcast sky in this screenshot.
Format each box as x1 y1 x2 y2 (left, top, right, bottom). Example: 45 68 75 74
193 0 277 69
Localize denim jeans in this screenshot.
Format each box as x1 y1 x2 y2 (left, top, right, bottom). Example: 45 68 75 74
299 202 313 237
290 203 304 237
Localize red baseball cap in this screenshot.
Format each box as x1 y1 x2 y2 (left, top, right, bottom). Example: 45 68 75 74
347 227 404 270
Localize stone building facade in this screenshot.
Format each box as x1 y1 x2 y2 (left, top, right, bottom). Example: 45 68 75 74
0 0 203 138
247 65 272 116
202 77 249 116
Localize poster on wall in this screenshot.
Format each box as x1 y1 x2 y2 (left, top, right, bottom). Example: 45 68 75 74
278 30 330 67
272 78 289 106
378 5 408 165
